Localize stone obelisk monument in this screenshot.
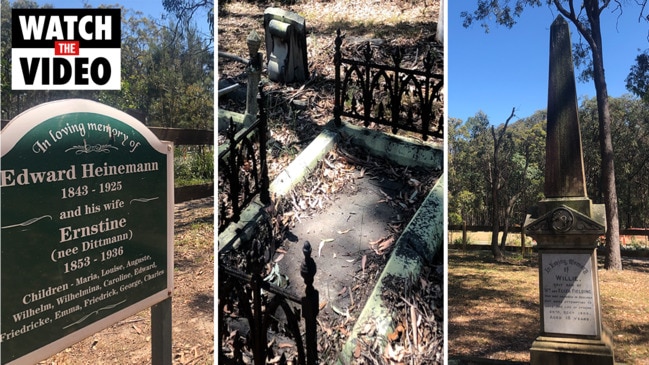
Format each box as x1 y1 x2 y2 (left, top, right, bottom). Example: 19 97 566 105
524 16 615 365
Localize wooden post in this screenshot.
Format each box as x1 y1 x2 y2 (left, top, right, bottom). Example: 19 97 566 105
151 297 172 365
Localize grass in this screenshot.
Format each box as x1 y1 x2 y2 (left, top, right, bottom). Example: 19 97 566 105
599 265 649 363
449 249 649 364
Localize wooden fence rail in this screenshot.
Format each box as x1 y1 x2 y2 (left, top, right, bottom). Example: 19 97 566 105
448 225 649 237
448 224 649 253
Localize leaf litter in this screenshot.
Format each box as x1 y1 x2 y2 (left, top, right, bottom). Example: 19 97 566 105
218 0 443 362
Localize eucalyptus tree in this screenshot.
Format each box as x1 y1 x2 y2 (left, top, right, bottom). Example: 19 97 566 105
460 0 648 269
97 9 163 118
0 1 213 130
487 108 517 261
485 109 545 260
626 51 649 103
449 113 493 227
581 95 649 228
0 0 55 118
497 111 546 250
449 117 487 227
140 21 213 128
163 0 214 37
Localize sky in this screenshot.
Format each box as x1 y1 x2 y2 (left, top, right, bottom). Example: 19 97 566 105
13 1 646 126
19 0 212 38
449 2 649 124
24 0 167 19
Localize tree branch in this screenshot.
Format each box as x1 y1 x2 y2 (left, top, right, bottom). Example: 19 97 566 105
636 0 649 22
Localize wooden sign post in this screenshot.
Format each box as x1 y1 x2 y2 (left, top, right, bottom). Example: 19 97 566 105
1 99 173 364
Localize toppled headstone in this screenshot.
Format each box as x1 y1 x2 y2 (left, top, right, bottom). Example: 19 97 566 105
264 8 309 83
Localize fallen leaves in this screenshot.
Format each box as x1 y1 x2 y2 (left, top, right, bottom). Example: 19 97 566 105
369 235 396 255
318 238 334 257
380 265 444 364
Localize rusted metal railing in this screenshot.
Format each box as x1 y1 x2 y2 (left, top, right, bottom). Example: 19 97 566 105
217 90 270 233
334 29 444 141
218 241 319 365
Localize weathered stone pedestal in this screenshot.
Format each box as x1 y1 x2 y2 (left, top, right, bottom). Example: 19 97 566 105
526 196 615 365
524 15 615 365
531 330 615 365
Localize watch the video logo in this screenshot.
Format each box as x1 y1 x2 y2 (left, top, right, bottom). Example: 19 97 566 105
11 8 121 90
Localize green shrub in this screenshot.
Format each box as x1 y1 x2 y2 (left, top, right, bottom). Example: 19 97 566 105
174 146 214 186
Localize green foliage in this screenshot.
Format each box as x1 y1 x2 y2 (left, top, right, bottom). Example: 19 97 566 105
189 147 214 179
449 212 463 226
163 0 214 36
451 236 472 247
174 146 214 186
626 50 649 103
504 233 533 247
1 2 213 130
581 95 649 227
452 96 649 230
449 109 546 227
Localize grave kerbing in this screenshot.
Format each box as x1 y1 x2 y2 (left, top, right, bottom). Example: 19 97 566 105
524 15 614 365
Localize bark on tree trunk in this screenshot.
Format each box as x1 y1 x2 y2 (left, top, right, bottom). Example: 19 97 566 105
500 215 509 251
491 163 504 261
556 0 623 270
489 108 516 262
585 2 623 271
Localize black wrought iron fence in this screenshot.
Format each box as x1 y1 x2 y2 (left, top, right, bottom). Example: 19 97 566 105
218 240 319 365
334 29 444 141
218 91 271 233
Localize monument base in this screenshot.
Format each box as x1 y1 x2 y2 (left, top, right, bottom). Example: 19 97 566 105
530 328 615 365
538 196 593 217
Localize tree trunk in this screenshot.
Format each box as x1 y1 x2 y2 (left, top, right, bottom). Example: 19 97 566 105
500 194 519 251
491 163 504 261
500 215 509 251
584 2 623 270
491 222 504 261
489 109 516 262
557 0 623 270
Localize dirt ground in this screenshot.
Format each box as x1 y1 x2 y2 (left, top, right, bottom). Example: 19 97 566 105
40 197 214 365
218 137 443 363
449 249 649 365
271 141 443 363
218 0 442 180
218 1 443 362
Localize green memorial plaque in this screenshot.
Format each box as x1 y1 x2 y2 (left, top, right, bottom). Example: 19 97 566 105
1 99 173 364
